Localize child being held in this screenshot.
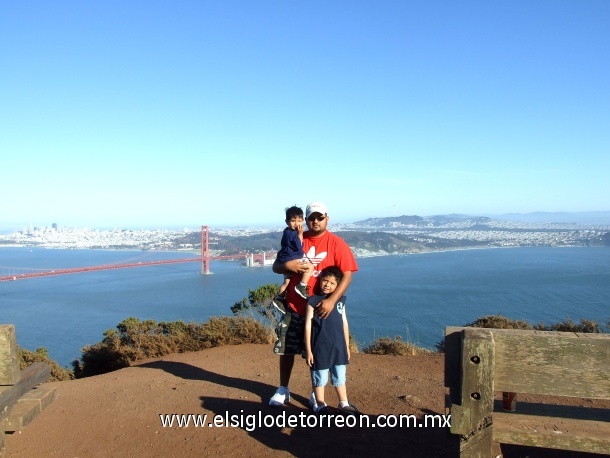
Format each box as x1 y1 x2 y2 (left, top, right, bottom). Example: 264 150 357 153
273 206 313 314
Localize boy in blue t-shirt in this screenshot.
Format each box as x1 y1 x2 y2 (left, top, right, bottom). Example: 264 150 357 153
304 266 360 415
272 206 313 314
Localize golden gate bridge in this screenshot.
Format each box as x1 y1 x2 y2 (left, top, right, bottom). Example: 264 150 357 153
0 226 276 282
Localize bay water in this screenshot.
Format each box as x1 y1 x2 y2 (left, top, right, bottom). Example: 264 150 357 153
1 246 608 367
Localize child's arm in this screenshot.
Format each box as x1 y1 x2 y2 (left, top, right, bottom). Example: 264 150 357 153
342 306 350 361
304 304 315 367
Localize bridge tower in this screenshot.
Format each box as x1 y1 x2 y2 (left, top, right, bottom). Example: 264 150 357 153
201 225 212 274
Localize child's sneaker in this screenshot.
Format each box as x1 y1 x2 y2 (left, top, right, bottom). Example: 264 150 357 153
269 386 290 406
294 283 308 299
272 296 286 315
338 403 362 415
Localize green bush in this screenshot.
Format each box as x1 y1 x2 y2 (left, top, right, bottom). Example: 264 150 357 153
19 347 74 381
231 283 281 330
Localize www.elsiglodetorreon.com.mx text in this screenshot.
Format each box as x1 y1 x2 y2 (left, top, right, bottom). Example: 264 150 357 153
160 411 451 432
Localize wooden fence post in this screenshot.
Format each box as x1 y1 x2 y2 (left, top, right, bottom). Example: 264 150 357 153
0 325 21 386
450 328 495 458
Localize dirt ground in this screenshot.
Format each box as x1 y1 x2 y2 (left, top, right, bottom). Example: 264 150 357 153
5 344 609 457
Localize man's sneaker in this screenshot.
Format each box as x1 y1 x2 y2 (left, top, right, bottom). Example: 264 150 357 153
308 392 317 410
338 403 362 415
272 297 286 315
314 403 329 415
269 387 290 406
295 283 308 299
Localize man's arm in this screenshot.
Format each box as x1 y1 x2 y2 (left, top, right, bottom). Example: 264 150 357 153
314 270 352 319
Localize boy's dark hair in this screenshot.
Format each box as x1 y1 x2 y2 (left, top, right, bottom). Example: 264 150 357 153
285 205 303 221
319 266 343 283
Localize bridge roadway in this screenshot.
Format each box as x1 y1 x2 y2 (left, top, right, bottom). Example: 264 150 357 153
0 253 273 282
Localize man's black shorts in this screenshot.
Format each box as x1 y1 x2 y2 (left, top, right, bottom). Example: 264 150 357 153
273 309 305 356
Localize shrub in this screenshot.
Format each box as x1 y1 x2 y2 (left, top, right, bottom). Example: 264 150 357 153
72 316 274 378
231 283 281 331
19 347 74 381
363 336 432 356
464 314 533 330
199 316 274 347
536 316 604 333
435 314 607 352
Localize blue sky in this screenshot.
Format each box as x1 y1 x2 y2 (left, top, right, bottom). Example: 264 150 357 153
2 1 609 229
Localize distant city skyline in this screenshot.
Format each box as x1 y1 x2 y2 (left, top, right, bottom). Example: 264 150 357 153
2 2 609 228
3 210 610 234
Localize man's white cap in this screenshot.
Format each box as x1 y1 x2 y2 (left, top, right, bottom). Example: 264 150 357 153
306 202 328 218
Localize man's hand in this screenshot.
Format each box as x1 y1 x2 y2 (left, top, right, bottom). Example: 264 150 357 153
314 298 334 319
314 270 353 319
299 259 313 274
273 258 312 275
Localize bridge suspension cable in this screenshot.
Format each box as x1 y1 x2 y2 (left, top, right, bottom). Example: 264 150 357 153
0 225 275 282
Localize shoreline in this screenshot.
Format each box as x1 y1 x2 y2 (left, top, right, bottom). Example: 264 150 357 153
2 243 606 255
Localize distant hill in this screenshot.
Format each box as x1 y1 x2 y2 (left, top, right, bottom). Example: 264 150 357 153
353 215 424 226
198 230 430 255
426 214 492 225
352 214 492 227
492 211 610 225
354 212 610 226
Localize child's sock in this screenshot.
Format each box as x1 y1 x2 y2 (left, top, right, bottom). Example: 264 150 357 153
339 400 349 408
299 281 307 287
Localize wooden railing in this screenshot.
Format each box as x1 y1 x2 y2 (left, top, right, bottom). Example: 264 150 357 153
1 324 55 458
444 327 610 457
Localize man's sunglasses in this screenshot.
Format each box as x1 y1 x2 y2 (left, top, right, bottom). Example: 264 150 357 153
308 215 326 222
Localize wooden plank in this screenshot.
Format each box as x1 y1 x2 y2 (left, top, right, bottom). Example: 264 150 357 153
2 398 41 432
460 328 495 428
444 326 463 404
451 328 495 457
493 400 610 421
17 385 57 412
0 430 6 458
491 329 610 398
450 328 495 435
0 363 50 420
460 427 493 458
1 386 57 432
494 411 610 455
0 325 20 386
